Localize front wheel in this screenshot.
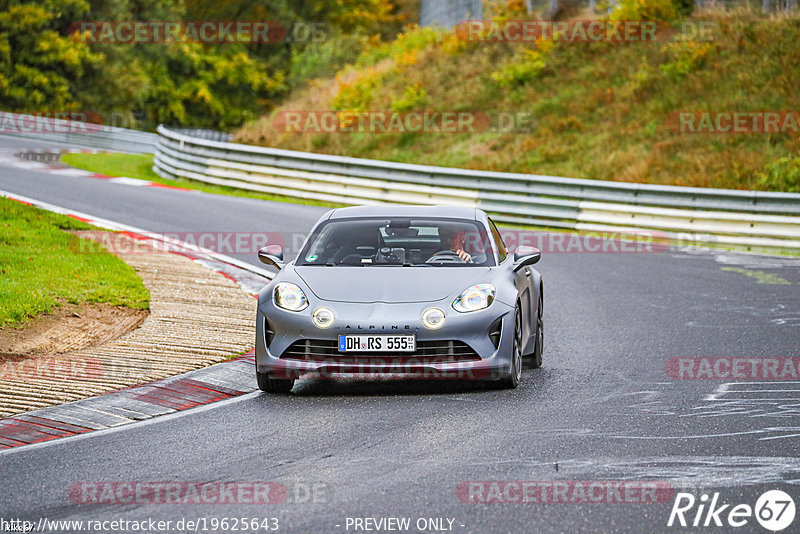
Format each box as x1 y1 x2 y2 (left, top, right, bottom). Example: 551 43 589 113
498 306 523 389
529 290 543 369
257 371 294 393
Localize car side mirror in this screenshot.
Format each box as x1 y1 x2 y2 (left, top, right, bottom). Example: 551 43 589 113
258 245 284 270
513 246 541 272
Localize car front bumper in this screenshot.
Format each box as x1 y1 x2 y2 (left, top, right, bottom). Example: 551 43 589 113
255 298 516 381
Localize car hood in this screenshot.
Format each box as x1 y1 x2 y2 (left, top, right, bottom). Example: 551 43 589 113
295 266 492 303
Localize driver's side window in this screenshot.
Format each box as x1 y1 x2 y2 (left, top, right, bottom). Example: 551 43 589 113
488 219 507 262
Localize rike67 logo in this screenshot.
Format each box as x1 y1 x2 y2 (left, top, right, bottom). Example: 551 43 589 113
668 490 795 531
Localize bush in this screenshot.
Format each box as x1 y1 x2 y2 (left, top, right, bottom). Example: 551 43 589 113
332 67 384 111
392 84 428 111
610 0 679 22
491 39 554 88
290 33 376 86
659 40 712 79
758 157 800 192
356 26 443 68
483 0 530 18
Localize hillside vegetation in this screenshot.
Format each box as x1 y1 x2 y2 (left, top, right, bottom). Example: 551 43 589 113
235 6 800 191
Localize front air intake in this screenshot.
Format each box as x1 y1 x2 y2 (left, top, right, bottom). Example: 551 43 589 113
280 340 480 363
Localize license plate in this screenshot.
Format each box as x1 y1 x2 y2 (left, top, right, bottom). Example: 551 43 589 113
338 335 416 353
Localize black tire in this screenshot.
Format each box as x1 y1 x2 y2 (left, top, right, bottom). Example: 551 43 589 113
256 371 294 393
530 289 543 369
498 306 523 389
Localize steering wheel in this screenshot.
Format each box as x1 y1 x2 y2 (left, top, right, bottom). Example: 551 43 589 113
426 250 467 264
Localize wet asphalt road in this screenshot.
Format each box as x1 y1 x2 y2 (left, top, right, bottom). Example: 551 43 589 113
1 136 799 533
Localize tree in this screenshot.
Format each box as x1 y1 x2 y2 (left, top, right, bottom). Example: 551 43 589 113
0 0 418 129
0 0 103 111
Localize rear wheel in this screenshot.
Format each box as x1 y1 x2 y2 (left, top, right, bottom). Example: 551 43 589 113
498 306 523 389
256 371 294 393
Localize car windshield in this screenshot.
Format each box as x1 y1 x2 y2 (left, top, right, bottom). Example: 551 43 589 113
298 218 496 267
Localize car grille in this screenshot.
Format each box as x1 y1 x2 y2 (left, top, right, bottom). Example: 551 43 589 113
280 339 480 363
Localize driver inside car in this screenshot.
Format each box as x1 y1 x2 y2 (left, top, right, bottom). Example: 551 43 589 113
435 225 472 263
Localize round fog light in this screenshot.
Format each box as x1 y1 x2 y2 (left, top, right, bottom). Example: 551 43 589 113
312 307 335 329
422 308 446 330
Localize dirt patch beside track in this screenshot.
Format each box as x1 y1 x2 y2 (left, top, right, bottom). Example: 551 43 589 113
0 302 148 358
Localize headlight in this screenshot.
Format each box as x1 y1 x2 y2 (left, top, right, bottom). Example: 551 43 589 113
422 308 446 330
312 307 335 328
452 284 495 313
274 283 308 311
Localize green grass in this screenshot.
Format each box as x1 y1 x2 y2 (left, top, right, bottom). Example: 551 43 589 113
62 152 160 182
0 197 150 328
60 152 343 208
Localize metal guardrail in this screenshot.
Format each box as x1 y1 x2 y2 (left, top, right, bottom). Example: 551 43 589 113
154 125 800 249
0 111 157 154
169 129 234 143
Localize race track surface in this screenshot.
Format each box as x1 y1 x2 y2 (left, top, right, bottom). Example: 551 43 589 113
1 136 799 533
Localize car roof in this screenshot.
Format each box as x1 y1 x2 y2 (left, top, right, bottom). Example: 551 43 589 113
327 205 480 220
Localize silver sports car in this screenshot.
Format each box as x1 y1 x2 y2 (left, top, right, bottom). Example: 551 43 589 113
255 205 543 393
